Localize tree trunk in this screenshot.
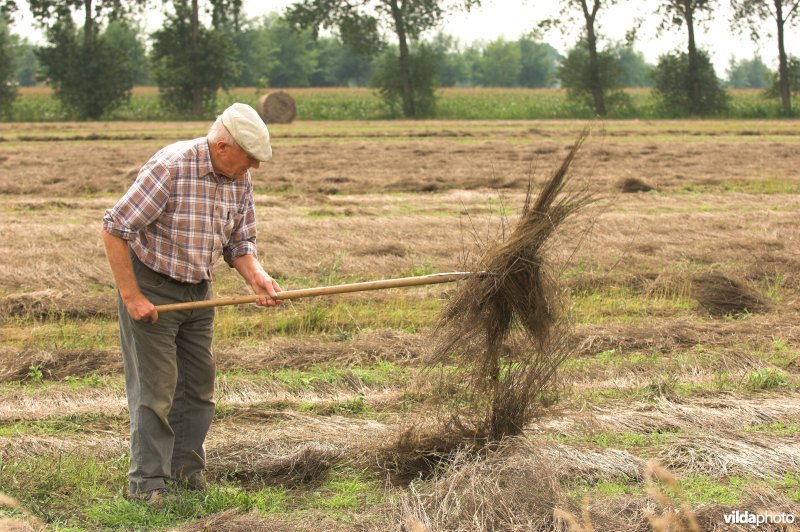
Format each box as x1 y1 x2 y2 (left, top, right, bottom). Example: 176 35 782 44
581 0 606 116
775 0 792 114
83 0 93 48
685 1 702 114
389 0 415 117
191 0 203 118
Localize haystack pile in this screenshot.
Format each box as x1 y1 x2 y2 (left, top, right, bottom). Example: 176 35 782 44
691 272 768 317
257 92 297 124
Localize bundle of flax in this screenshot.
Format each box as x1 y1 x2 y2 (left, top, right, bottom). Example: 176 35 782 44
430 130 594 440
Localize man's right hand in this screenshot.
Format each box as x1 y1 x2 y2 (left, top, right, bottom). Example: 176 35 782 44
124 293 158 323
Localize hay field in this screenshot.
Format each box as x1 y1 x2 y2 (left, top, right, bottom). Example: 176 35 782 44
1 119 799 530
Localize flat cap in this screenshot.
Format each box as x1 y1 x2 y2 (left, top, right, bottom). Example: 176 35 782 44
221 103 272 162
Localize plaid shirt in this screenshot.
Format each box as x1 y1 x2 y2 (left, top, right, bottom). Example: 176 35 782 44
103 138 258 284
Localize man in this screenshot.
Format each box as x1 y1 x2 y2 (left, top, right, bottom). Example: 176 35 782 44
102 103 282 504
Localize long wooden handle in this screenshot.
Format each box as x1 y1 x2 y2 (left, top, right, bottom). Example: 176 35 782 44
154 271 476 313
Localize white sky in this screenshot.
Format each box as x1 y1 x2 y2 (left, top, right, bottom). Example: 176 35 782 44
12 0 800 75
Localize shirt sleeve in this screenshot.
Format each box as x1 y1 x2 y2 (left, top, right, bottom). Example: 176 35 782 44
223 179 258 266
102 159 172 240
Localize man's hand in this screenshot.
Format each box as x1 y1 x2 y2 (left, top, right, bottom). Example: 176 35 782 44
124 293 159 323
251 271 283 307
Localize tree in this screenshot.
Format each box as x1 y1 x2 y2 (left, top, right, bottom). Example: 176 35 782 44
104 19 149 85
0 16 16 117
253 14 319 87
731 0 800 114
11 36 40 86
518 37 560 88
312 36 374 86
727 55 771 87
287 0 479 117
479 38 521 86
540 0 621 116
428 33 469 87
151 0 240 117
370 41 439 116
559 41 629 112
28 0 146 119
611 42 653 87
652 50 729 115
656 0 727 114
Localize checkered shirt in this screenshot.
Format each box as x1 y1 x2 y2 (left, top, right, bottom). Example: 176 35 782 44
103 137 258 283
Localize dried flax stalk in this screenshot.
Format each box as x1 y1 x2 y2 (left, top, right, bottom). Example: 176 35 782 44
430 130 594 440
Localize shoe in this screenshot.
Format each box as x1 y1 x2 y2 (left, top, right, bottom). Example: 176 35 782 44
128 488 174 509
175 472 207 491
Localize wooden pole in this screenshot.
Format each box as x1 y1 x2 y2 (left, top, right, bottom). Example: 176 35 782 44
155 272 477 313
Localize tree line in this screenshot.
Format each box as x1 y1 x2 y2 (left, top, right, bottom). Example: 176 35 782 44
0 0 798 120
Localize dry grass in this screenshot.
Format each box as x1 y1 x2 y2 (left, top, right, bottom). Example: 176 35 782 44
2 120 800 529
395 437 566 531
691 272 769 317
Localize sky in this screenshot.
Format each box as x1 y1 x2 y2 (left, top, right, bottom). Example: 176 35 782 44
11 0 800 75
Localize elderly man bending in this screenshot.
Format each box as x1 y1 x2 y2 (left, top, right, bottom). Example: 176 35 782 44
102 103 282 505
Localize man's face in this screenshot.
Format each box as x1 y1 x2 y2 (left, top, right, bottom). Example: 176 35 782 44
216 142 260 179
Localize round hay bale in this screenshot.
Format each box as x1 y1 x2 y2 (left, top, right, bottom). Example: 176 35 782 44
257 92 297 124
619 177 653 193
691 273 767 317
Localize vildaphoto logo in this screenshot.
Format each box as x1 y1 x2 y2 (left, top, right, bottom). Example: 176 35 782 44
723 510 795 526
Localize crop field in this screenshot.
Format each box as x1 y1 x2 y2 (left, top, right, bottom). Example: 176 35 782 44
8 86 791 121
1 119 799 530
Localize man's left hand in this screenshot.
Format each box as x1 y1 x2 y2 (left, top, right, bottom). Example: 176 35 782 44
251 272 283 306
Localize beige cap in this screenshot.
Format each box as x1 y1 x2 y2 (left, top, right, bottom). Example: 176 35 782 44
220 103 272 162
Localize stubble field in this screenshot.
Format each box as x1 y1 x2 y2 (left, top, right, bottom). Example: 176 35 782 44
1 119 799 530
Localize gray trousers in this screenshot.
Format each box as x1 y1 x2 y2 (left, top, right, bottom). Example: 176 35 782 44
119 252 215 494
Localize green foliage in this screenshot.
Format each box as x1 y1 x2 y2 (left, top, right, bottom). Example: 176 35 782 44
287 0 479 117
728 55 770 88
27 364 43 383
428 32 470 87
235 14 319 88
652 50 729 116
370 43 438 117
559 42 631 115
611 42 654 87
36 16 136 119
746 368 789 390
104 19 149 86
0 17 17 117
11 36 38 87
150 2 239 117
311 37 374 87
766 55 800 97
518 37 560 88
478 38 521 87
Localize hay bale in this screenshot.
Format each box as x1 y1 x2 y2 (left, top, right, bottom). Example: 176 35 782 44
257 91 297 124
619 177 653 193
691 273 767 317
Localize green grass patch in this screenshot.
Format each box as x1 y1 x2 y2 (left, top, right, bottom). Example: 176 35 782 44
672 475 749 505
556 429 679 449
303 468 384 513
213 296 440 345
745 422 800 436
571 286 696 324
0 450 381 528
0 413 125 437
